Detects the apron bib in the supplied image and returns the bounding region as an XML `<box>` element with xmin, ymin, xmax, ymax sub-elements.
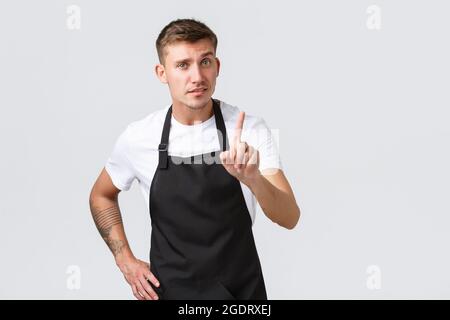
<box><xmin>149</xmin><ymin>98</ymin><xmax>267</xmax><ymax>300</ymax></box>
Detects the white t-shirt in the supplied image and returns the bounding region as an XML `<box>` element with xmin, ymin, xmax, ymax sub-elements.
<box><xmin>105</xmin><ymin>99</ymin><xmax>282</xmax><ymax>225</ymax></box>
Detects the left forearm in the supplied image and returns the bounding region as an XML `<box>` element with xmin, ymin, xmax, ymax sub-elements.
<box><xmin>246</xmin><ymin>173</ymin><xmax>300</xmax><ymax>229</ymax></box>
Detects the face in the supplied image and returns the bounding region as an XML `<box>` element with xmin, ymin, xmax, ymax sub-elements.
<box><xmin>155</xmin><ymin>39</ymin><xmax>221</xmax><ymax>110</ymax></box>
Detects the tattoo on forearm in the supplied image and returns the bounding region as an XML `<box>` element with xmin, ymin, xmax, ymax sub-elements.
<box><xmin>108</xmin><ymin>239</ymin><xmax>127</xmax><ymax>256</ymax></box>
<box><xmin>90</xmin><ymin>203</ymin><xmax>128</xmax><ymax>256</ymax></box>
<box><xmin>91</xmin><ymin>205</ymin><xmax>123</xmax><ymax>238</ymax></box>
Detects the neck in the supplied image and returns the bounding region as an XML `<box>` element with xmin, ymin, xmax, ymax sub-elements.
<box><xmin>171</xmin><ymin>99</ymin><xmax>214</xmax><ymax>125</ymax></box>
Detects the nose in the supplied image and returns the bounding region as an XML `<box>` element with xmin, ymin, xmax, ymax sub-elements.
<box><xmin>190</xmin><ymin>63</ymin><xmax>204</xmax><ymax>83</ymax></box>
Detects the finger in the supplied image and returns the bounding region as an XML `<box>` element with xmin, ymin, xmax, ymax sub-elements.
<box><xmin>221</xmin><ymin>152</ymin><xmax>235</xmax><ymax>172</ymax></box>
<box><xmin>132</xmin><ymin>284</ymin><xmax>144</xmax><ymax>300</ymax></box>
<box><xmin>233</xmin><ymin>111</ymin><xmax>245</xmax><ymax>145</ymax></box>
<box><xmin>226</xmin><ymin>149</ymin><xmax>234</xmax><ymax>165</ymax></box>
<box><xmin>146</xmin><ymin>262</ymin><xmax>160</xmax><ymax>289</ymax></box>
<box><xmin>136</xmin><ymin>281</ymin><xmax>153</xmax><ymax>300</ymax></box>
<box><xmin>248</xmin><ymin>148</ymin><xmax>259</xmax><ymax>166</ymax></box>
<box><xmin>139</xmin><ymin>276</ymin><xmax>159</xmax><ymax>300</ymax></box>
<box><xmin>144</xmin><ymin>271</ymin><xmax>160</xmax><ymax>289</ymax></box>
<box><xmin>247</xmin><ymin>146</ymin><xmax>257</xmax><ymax>165</ymax></box>
<box><xmin>235</xmin><ymin>142</ymin><xmax>247</xmax><ymax>168</ymax></box>
<box><xmin>220</xmin><ymin>151</ymin><xmax>229</xmax><ymax>165</ymax></box>
<box><xmin>237</xmin><ymin>153</ymin><xmax>249</xmax><ymax>174</ymax></box>
<box><xmin>243</xmin><ymin>151</ymin><xmax>249</xmax><ymax>167</ymax></box>
<box><xmin>229</xmin><ymin>142</ymin><xmax>237</xmax><ymax>162</ymax></box>
<box><xmin>243</xmin><ymin>145</ymin><xmax>252</xmax><ymax>166</ymax></box>
<box><xmin>219</xmin><ymin>151</ymin><xmax>226</xmax><ymax>163</ymax></box>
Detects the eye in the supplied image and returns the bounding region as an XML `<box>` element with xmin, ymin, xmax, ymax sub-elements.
<box><xmin>177</xmin><ymin>62</ymin><xmax>187</xmax><ymax>69</ymax></box>
<box><xmin>201</xmin><ymin>58</ymin><xmax>211</xmax><ymax>66</ymax></box>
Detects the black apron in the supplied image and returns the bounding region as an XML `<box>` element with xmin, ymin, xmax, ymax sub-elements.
<box><xmin>149</xmin><ymin>98</ymin><xmax>267</xmax><ymax>300</ymax></box>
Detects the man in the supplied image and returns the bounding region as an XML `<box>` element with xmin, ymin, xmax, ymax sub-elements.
<box><xmin>89</xmin><ymin>18</ymin><xmax>300</xmax><ymax>300</ymax></box>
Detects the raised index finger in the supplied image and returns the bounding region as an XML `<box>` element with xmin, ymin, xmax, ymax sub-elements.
<box><xmin>234</xmin><ymin>111</ymin><xmax>245</xmax><ymax>144</ymax></box>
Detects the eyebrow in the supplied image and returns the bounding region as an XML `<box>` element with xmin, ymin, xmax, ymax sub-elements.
<box><xmin>174</xmin><ymin>51</ymin><xmax>214</xmax><ymax>64</ymax></box>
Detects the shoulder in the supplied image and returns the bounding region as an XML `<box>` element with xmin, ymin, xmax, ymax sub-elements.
<box><xmin>219</xmin><ymin>100</ymin><xmax>267</xmax><ymax>131</ymax></box>
<box><xmin>122</xmin><ymin>104</ymin><xmax>170</xmax><ymax>148</ymax></box>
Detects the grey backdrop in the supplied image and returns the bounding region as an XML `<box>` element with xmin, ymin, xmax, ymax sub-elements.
<box><xmin>1</xmin><ymin>0</ymin><xmax>449</xmax><ymax>299</ymax></box>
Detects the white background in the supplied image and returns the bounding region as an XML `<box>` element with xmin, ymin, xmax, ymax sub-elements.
<box><xmin>1</xmin><ymin>0</ymin><xmax>449</xmax><ymax>299</ymax></box>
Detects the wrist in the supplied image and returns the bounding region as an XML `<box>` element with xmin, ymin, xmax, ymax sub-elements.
<box><xmin>114</xmin><ymin>248</ymin><xmax>135</xmax><ymax>268</ymax></box>
<box><xmin>244</xmin><ymin>170</ymin><xmax>263</xmax><ymax>191</ymax></box>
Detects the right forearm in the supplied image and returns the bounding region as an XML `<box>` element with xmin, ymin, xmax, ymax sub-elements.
<box><xmin>89</xmin><ymin>196</ymin><xmax>134</xmax><ymax>262</ymax></box>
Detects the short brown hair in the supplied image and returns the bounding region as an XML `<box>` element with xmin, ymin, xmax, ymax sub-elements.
<box><xmin>156</xmin><ymin>18</ymin><xmax>218</xmax><ymax>65</ymax></box>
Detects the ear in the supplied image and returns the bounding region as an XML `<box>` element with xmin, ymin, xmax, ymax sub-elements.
<box><xmin>215</xmin><ymin>57</ymin><xmax>221</xmax><ymax>77</ymax></box>
<box><xmin>155</xmin><ymin>63</ymin><xmax>168</xmax><ymax>84</ymax></box>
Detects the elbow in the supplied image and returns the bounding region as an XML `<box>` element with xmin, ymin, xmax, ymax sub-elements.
<box><xmin>89</xmin><ymin>189</ymin><xmax>97</xmax><ymax>214</ymax></box>
<box><xmin>88</xmin><ymin>186</ymin><xmax>104</xmax><ymax>212</ymax></box>
<box><xmin>89</xmin><ymin>187</ymin><xmax>98</xmax><ymax>207</ymax></box>
<box><xmin>283</xmin><ymin>206</ymin><xmax>301</xmax><ymax>230</ymax></box>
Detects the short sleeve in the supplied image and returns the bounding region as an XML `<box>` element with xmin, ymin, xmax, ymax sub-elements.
<box><xmin>247</xmin><ymin>117</ymin><xmax>282</xmax><ymax>175</ymax></box>
<box><xmin>104</xmin><ymin>126</ymin><xmax>136</xmax><ymax>191</ymax></box>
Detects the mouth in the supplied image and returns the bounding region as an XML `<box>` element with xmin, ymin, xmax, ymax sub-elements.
<box><xmin>188</xmin><ymin>87</ymin><xmax>208</xmax><ymax>96</ymax></box>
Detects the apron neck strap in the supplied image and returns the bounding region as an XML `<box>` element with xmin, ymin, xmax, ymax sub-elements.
<box><xmin>212</xmin><ymin>99</ymin><xmax>229</xmax><ymax>153</ymax></box>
